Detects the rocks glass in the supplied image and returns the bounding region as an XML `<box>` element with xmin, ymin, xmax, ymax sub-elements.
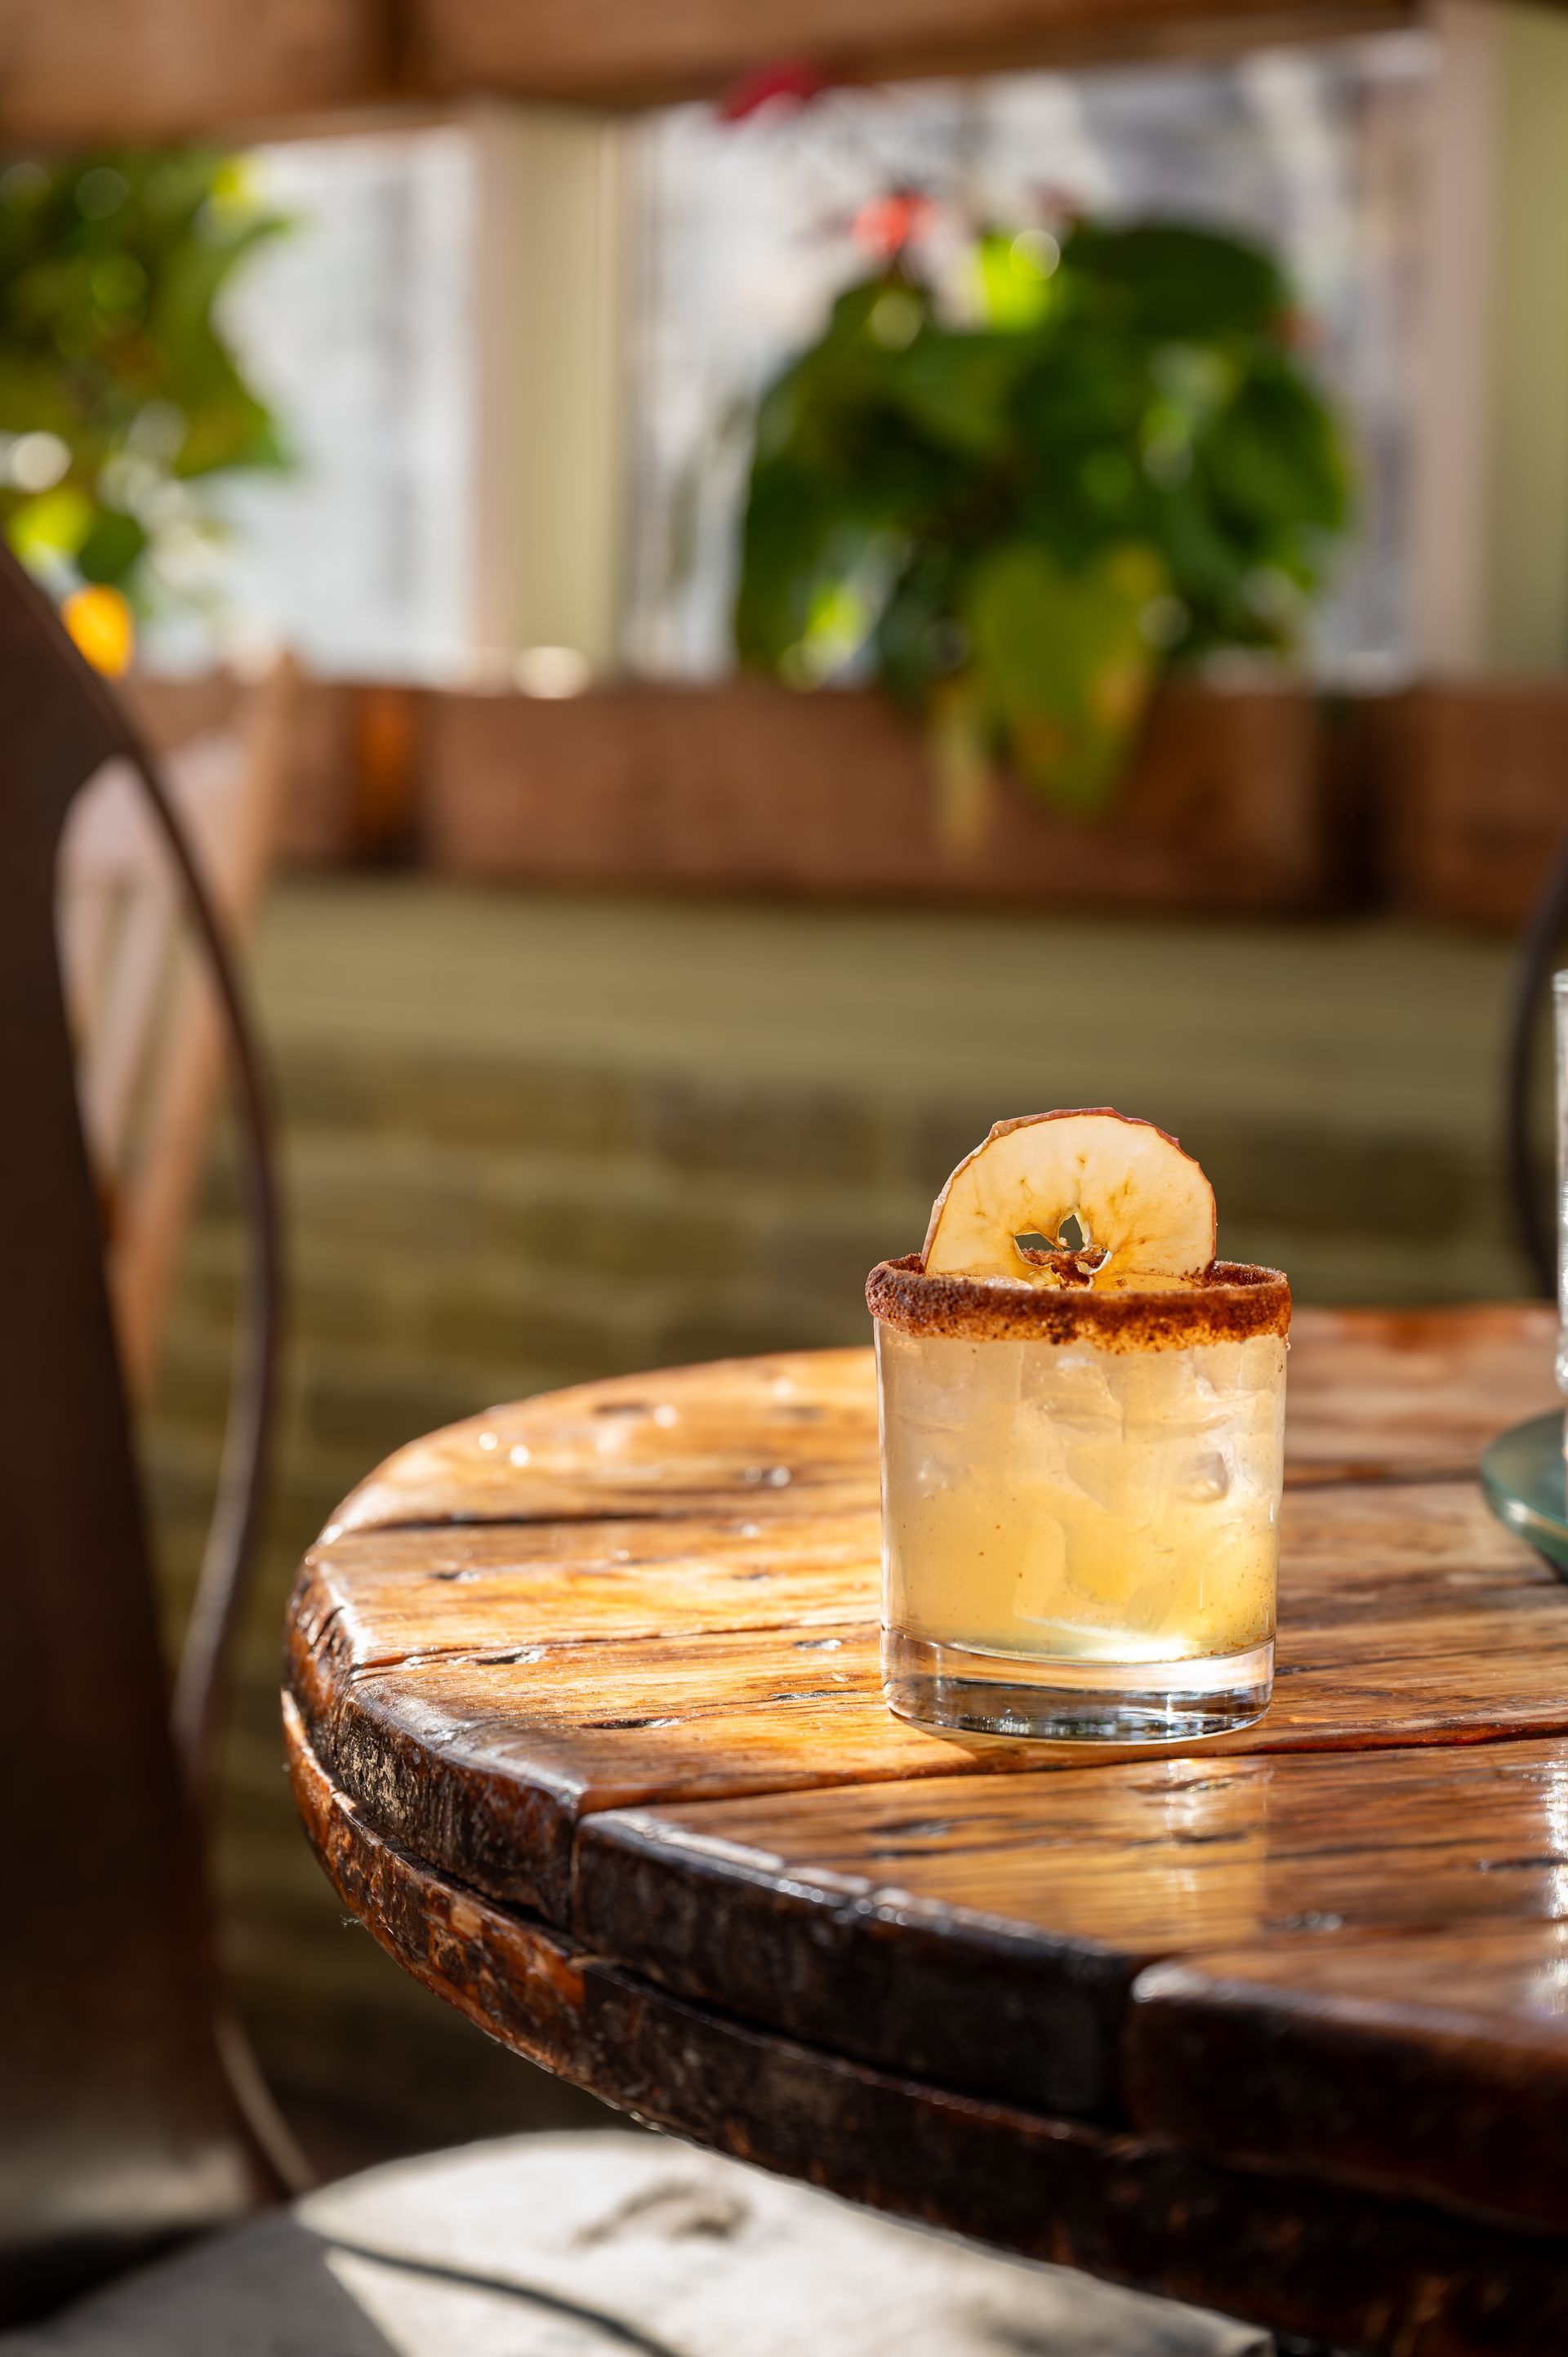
<box><xmin>867</xmin><ymin>1255</ymin><xmax>1290</xmax><ymax>1742</ymax></box>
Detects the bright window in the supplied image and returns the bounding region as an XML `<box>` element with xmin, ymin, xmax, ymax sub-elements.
<box><xmin>624</xmin><ymin>38</ymin><xmax>1432</xmax><ymax>682</ymax></box>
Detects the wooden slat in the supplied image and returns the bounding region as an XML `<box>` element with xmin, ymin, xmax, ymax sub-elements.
<box><xmin>1127</xmin><ymin>1919</ymin><xmax>1568</xmax><ymax>2236</ymax></box>
<box><xmin>59</xmin><ymin>697</ymin><xmax>290</xmax><ymax>1397</ymax></box>
<box><xmin>0</xmin><ymin>0</ymin><xmax>1420</xmax><ymax>143</ymax></box>
<box><xmin>0</xmin><ymin>0</ymin><xmax>384</xmax><ymax>145</ymax></box>
<box><xmin>409</xmin><ymin>0</ymin><xmax>1414</xmax><ymax>108</ymax></box>
<box><xmin>290</xmin><ymin>1474</ymin><xmax>1568</xmax><ymax>1927</ymax></box>
<box><xmin>1281</xmin><ymin>1302</ymin><xmax>1557</xmax><ymax>1482</ymax></box>
<box><xmin>106</xmin><ymin>675</ymin><xmax>293</xmax><ymax>1395</ymax></box>
<box><xmin>75</xmin><ymin>868</ymin><xmax>176</xmax><ymax>1177</ymax></box>
<box><xmin>326</xmin><ymin>1310</ymin><xmax>1560</xmax><ymax>1540</ymax></box>
<box><xmin>295</xmin><ymin>1510</ymin><xmax>883</xmax><ymax>1671</ymax></box>
<box><xmin>574</xmin><ymin>1731</ymin><xmax>1568</xmax><ymax>2116</ymax></box>
<box><xmin>286</xmin><ymin>1691</ymin><xmax>1568</xmax><ymax>2357</ymax></box>
<box><xmin>330</xmin><ymin>1348</ymin><xmax>882</xmax><ymax>1534</ymax></box>
<box><xmin>289</xmin><ymin>1616</ymin><xmax>926</xmax><ymax>1921</ymax></box>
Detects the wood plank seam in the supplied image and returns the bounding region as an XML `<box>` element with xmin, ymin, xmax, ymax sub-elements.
<box><xmin>1123</xmin><ymin>1925</ymin><xmax>1568</xmax><ymax>2239</ymax></box>
<box><xmin>559</xmin><ymin>1732</ymin><xmax>1568</xmax><ymax>2130</ymax></box>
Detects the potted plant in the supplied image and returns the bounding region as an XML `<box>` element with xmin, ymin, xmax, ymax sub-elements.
<box><xmin>422</xmin><ymin>204</ymin><xmax>1365</xmax><ymax>911</ymax></box>
<box><xmin>734</xmin><ymin>212</ymin><xmax>1352</xmax><ymax>844</ymax></box>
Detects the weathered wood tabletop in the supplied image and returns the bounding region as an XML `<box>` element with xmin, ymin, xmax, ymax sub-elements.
<box><xmin>285</xmin><ymin>1303</ymin><xmax>1568</xmax><ymax>2357</ymax></box>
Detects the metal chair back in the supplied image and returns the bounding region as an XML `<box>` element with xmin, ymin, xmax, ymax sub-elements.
<box><xmin>1504</xmin><ymin>832</ymin><xmax>1568</xmax><ymax>1301</ymax></box>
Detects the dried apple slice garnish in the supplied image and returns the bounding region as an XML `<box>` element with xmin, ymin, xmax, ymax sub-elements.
<box><xmin>921</xmin><ymin>1107</ymin><xmax>1216</xmax><ymax>1289</ymax></box>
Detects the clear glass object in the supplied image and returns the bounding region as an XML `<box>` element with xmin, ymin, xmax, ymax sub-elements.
<box><xmin>1481</xmin><ymin>1410</ymin><xmax>1568</xmax><ymax>1579</ymax></box>
<box><xmin>871</xmin><ymin>1262</ymin><xmax>1289</xmax><ymax>1742</ymax></box>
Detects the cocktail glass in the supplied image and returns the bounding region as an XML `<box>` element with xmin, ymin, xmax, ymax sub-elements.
<box><xmin>868</xmin><ymin>1255</ymin><xmax>1289</xmax><ymax>1742</ymax></box>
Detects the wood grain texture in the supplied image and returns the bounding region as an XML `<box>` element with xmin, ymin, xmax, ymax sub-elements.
<box><xmin>575</xmin><ymin>1733</ymin><xmax>1568</xmax><ymax>2116</ymax></box>
<box><xmin>296</xmin><ymin>1510</ymin><xmax>882</xmax><ymax>1667</ymax></box>
<box><xmin>299</xmin><ymin>1462</ymin><xmax>1540</xmax><ymax>1682</ymax></box>
<box><xmin>286</xmin><ymin>1693</ymin><xmax>1568</xmax><ymax>2357</ymax></box>
<box><xmin>329</xmin><ymin>1349</ymin><xmax>880</xmax><ymax>1535</ymax></box>
<box><xmin>1127</xmin><ymin>1920</ymin><xmax>1568</xmax><ymax>2237</ymax></box>
<box><xmin>289</xmin><ymin>1463</ymin><xmax>1568</xmax><ymax>1927</ymax></box>
<box><xmin>1281</xmin><ymin>1303</ymin><xmax>1557</xmax><ymax>1481</ymax></box>
<box><xmin>300</xmin><ymin>1464</ymin><xmax>1546</xmax><ymax>1673</ymax></box>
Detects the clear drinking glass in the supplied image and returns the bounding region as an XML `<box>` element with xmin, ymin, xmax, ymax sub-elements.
<box><xmin>869</xmin><ymin>1256</ymin><xmax>1290</xmax><ymax>1741</ymax></box>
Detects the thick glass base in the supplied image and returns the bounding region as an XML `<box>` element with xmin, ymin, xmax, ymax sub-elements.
<box><xmin>883</xmin><ymin>1629</ymin><xmax>1274</xmax><ymax>1743</ymax></box>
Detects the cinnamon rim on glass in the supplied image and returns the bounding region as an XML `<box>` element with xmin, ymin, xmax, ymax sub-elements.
<box><xmin>866</xmin><ymin>1253</ymin><xmax>1291</xmax><ymax>1347</ymax></box>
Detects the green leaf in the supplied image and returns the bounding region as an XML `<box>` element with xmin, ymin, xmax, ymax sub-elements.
<box><xmin>1061</xmin><ymin>222</ymin><xmax>1289</xmax><ymax>339</ymax></box>
<box><xmin>963</xmin><ymin>539</ymin><xmax>1165</xmax><ymax>813</ymax></box>
<box><xmin>734</xmin><ymin>463</ymin><xmax>842</xmax><ymax>665</ymax></box>
<box><xmin>8</xmin><ymin>483</ymin><xmax>93</xmax><ymax>560</ymax></box>
<box><xmin>0</xmin><ymin>141</ymin><xmax>291</xmax><ymax>608</ymax></box>
<box><xmin>1204</xmin><ymin>359</ymin><xmax>1350</xmax><ymax>537</ymax></box>
<box><xmin>76</xmin><ymin>506</ymin><xmax>147</xmax><ymax>585</ymax></box>
<box><xmin>973</xmin><ymin>229</ymin><xmax>1057</xmax><ymax>331</ymax></box>
<box><xmin>883</xmin><ymin>328</ymin><xmax>1031</xmax><ymax>459</ymax></box>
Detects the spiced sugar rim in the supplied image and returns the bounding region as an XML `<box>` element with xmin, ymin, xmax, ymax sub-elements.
<box><xmin>866</xmin><ymin>1254</ymin><xmax>1290</xmax><ymax>1348</ymax></box>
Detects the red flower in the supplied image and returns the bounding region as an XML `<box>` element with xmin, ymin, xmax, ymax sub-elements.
<box><xmin>718</xmin><ymin>58</ymin><xmax>827</xmax><ymax>121</ymax></box>
<box><xmin>852</xmin><ymin>188</ymin><xmax>937</xmax><ymax>261</ymax></box>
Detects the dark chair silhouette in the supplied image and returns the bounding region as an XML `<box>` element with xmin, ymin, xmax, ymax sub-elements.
<box><xmin>0</xmin><ymin>541</ymin><xmax>290</xmax><ymax>2324</ymax></box>
<box><xmin>0</xmin><ymin>544</ymin><xmax>1264</xmax><ymax>2357</ymax></box>
<box><xmin>1505</xmin><ymin>831</ymin><xmax>1568</xmax><ymax>1303</ymax></box>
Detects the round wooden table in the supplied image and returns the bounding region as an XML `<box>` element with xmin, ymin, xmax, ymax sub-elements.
<box><xmin>286</xmin><ymin>1305</ymin><xmax>1568</xmax><ymax>2357</ymax></box>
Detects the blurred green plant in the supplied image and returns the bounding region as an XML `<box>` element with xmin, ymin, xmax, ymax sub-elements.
<box><xmin>0</xmin><ymin>147</ymin><xmax>289</xmax><ymax>617</ymax></box>
<box><xmin>734</xmin><ymin>218</ymin><xmax>1352</xmax><ymax>818</ymax></box>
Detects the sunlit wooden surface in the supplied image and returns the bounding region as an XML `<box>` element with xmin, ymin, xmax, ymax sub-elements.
<box><xmin>286</xmin><ymin>1304</ymin><xmax>1568</xmax><ymax>2353</ymax></box>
